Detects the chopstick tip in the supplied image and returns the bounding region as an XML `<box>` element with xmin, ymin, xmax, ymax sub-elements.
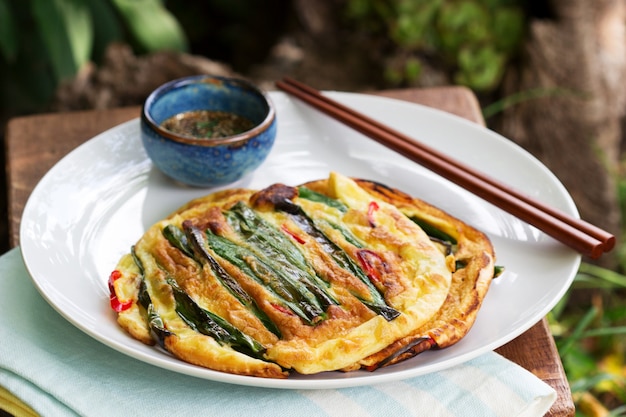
<box><xmin>603</xmin><ymin>235</ymin><xmax>616</xmax><ymax>252</ymax></box>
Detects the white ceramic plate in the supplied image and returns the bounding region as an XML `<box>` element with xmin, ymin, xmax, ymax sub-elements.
<box><xmin>20</xmin><ymin>91</ymin><xmax>580</xmax><ymax>389</ymax></box>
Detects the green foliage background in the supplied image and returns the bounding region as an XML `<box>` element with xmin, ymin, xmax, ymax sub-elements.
<box><xmin>344</xmin><ymin>0</ymin><xmax>526</xmax><ymax>91</ymax></box>
<box><xmin>0</xmin><ymin>0</ymin><xmax>187</xmax><ymax>117</ymax></box>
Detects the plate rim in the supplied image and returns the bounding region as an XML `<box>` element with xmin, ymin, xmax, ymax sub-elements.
<box><xmin>19</xmin><ymin>91</ymin><xmax>581</xmax><ymax>389</ymax></box>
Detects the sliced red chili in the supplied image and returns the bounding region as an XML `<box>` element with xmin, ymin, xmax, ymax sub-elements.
<box><xmin>281</xmin><ymin>224</ymin><xmax>306</xmax><ymax>244</ymax></box>
<box><xmin>108</xmin><ymin>269</ymin><xmax>122</xmax><ymax>284</ymax></box>
<box><xmin>367</xmin><ymin>201</ymin><xmax>379</xmax><ymax>227</ymax></box>
<box><xmin>270</xmin><ymin>302</ymin><xmax>295</xmax><ymax>316</ymax></box>
<box><xmin>110</xmin><ymin>295</ymin><xmax>133</xmax><ymax>312</ymax></box>
<box><xmin>108</xmin><ymin>270</ymin><xmax>132</xmax><ymax>312</ymax></box>
<box><xmin>356</xmin><ymin>249</ymin><xmax>386</xmax><ymax>284</ymax></box>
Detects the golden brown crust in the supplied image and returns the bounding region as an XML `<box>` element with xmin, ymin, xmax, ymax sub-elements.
<box><xmin>348</xmin><ymin>179</ymin><xmax>495</xmax><ymax>370</ymax></box>
<box><xmin>110</xmin><ymin>172</ymin><xmax>495</xmax><ymax>378</ymax></box>
<box><xmin>164</xmin><ymin>333</ymin><xmax>288</xmax><ymax>378</ymax></box>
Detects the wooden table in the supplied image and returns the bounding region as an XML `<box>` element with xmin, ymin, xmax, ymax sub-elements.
<box><xmin>3</xmin><ymin>86</ymin><xmax>575</xmax><ymax>417</ymax></box>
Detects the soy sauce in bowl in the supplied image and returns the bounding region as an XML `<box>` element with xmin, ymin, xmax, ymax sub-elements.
<box><xmin>161</xmin><ymin>110</ymin><xmax>256</xmax><ymax>139</ymax></box>
<box><xmin>140</xmin><ymin>75</ymin><xmax>277</xmax><ymax>188</ymax></box>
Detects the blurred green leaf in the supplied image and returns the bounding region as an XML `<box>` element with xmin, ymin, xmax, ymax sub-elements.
<box><xmin>31</xmin><ymin>0</ymin><xmax>93</xmax><ymax>81</ymax></box>
<box><xmin>493</xmin><ymin>7</ymin><xmax>525</xmax><ymax>52</ymax></box>
<box><xmin>383</xmin><ymin>66</ymin><xmax>404</xmax><ymax>85</ymax></box>
<box><xmin>85</xmin><ymin>0</ymin><xmax>124</xmax><ymax>62</ymax></box>
<box><xmin>577</xmin><ymin>263</ymin><xmax>626</xmax><ymax>288</ymax></box>
<box><xmin>455</xmin><ymin>46</ymin><xmax>504</xmax><ymax>91</ymax></box>
<box><xmin>482</xmin><ymin>86</ymin><xmax>579</xmax><ymax>119</ymax></box>
<box><xmin>1</xmin><ymin>0</ymin><xmax>189</xmax><ymax>118</ymax></box>
<box><xmin>404</xmin><ymin>57</ymin><xmax>422</xmax><ymax>82</ymax></box>
<box><xmin>392</xmin><ymin>0</ymin><xmax>441</xmax><ymax>48</ymax></box>
<box><xmin>437</xmin><ymin>1</ymin><xmax>490</xmax><ymax>54</ymax></box>
<box><xmin>111</xmin><ymin>0</ymin><xmax>188</xmax><ymax>53</ymax></box>
<box><xmin>344</xmin><ymin>0</ymin><xmax>528</xmax><ymax>93</ymax></box>
<box><xmin>583</xmin><ymin>326</ymin><xmax>626</xmax><ymax>338</ymax></box>
<box><xmin>561</xmin><ymin>348</ymin><xmax>599</xmax><ymax>382</ymax></box>
<box><xmin>346</xmin><ymin>0</ymin><xmax>384</xmax><ymax>19</ymax></box>
<box><xmin>570</xmin><ymin>372</ymin><xmax>622</xmax><ymax>393</ymax></box>
<box><xmin>557</xmin><ymin>305</ymin><xmax>598</xmax><ymax>356</ymax></box>
<box><xmin>0</xmin><ymin>0</ymin><xmax>17</xmax><ymax>62</ymax></box>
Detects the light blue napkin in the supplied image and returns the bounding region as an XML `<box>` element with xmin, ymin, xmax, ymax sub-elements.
<box><xmin>0</xmin><ymin>247</ymin><xmax>556</xmax><ymax>417</ymax></box>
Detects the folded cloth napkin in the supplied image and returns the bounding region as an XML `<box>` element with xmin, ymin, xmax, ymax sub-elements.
<box><xmin>0</xmin><ymin>247</ymin><xmax>556</xmax><ymax>417</ymax></box>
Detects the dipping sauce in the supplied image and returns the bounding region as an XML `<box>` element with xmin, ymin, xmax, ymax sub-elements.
<box><xmin>161</xmin><ymin>110</ymin><xmax>255</xmax><ymax>139</ymax></box>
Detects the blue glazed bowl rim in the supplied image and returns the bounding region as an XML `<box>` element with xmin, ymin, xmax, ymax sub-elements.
<box><xmin>141</xmin><ymin>75</ymin><xmax>276</xmax><ymax>147</ymax></box>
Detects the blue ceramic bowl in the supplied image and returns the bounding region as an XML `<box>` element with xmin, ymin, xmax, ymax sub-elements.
<box><xmin>141</xmin><ymin>75</ymin><xmax>277</xmax><ymax>187</ymax></box>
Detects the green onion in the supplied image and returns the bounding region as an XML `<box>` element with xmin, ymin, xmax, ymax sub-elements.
<box><xmin>225</xmin><ymin>202</ymin><xmax>337</xmax><ymax>310</ymax></box>
<box><xmin>494</xmin><ymin>265</ymin><xmax>505</xmax><ymax>278</ymax></box>
<box><xmin>162</xmin><ymin>224</ymin><xmax>194</xmax><ymax>258</ymax></box>
<box><xmin>298</xmin><ymin>186</ymin><xmax>348</xmax><ymax>213</ymax></box>
<box><xmin>324</xmin><ymin>220</ymin><xmax>365</xmax><ymax>248</ymax></box>
<box><xmin>164</xmin><ymin>223</ymin><xmax>281</xmax><ymax>338</ymax></box>
<box><xmin>275</xmin><ymin>199</ymin><xmax>400</xmax><ymax>321</ymax></box>
<box><xmin>132</xmin><ymin>246</ymin><xmax>173</xmax><ymax>347</ymax></box>
<box><xmin>205</xmin><ymin>229</ymin><xmax>326</xmax><ymax>325</ymax></box>
<box><xmin>166</xmin><ymin>278</ymin><xmax>266</xmax><ymax>359</ymax></box>
<box><xmin>409</xmin><ymin>216</ymin><xmax>457</xmax><ymax>245</ymax></box>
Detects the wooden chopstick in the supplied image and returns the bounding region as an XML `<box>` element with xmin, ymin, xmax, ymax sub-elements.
<box><xmin>275</xmin><ymin>77</ymin><xmax>615</xmax><ymax>259</ymax></box>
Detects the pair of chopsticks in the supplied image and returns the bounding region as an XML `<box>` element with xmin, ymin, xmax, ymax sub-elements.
<box><xmin>275</xmin><ymin>77</ymin><xmax>615</xmax><ymax>259</ymax></box>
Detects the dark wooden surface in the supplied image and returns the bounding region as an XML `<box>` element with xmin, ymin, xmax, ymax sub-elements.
<box><xmin>3</xmin><ymin>86</ymin><xmax>575</xmax><ymax>417</ymax></box>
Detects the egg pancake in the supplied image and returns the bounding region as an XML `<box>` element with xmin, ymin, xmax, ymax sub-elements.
<box><xmin>108</xmin><ymin>172</ymin><xmax>496</xmax><ymax>378</ymax></box>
